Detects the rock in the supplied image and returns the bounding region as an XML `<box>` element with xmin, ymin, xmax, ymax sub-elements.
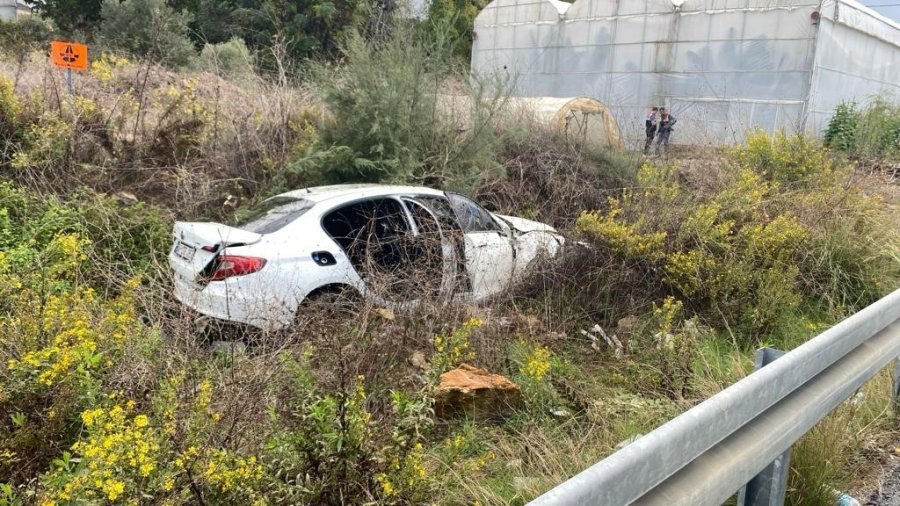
<box><xmin>373</xmin><ymin>307</ymin><xmax>395</xmax><ymax>321</ymax></box>
<box><xmin>550</xmin><ymin>408</ymin><xmax>571</xmax><ymax>418</ymax></box>
<box><xmin>615</xmin><ymin>315</ymin><xmax>640</xmax><ymax>337</ymax></box>
<box><xmin>434</xmin><ymin>364</ymin><xmax>521</xmax><ymax>419</ymax></box>
<box><xmin>409</xmin><ymin>351</ymin><xmax>429</xmax><ymax>371</ymax></box>
<box><xmin>113</xmin><ymin>191</ymin><xmax>139</xmax><ymax>206</ymax></box>
<box><xmin>222</xmin><ymin>194</ymin><xmax>239</xmax><ymax>210</ymax></box>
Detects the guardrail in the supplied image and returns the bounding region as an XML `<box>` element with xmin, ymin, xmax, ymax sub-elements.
<box><xmin>528</xmin><ymin>288</ymin><xmax>900</xmax><ymax>506</ymax></box>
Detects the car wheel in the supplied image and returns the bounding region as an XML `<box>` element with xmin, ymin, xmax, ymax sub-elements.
<box><xmin>293</xmin><ymin>285</ymin><xmax>361</xmax><ymax>329</ymax></box>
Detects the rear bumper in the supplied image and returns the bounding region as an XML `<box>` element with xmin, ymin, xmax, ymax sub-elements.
<box><xmin>171</xmin><ymin>273</ymin><xmax>295</xmax><ymax>330</ymax></box>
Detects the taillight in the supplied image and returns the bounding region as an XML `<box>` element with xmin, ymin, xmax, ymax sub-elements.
<box><xmin>208</xmin><ymin>255</ymin><xmax>267</xmax><ymax>281</ymax></box>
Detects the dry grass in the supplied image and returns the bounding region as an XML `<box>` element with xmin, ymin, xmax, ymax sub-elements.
<box><xmin>2</xmin><ymin>51</ymin><xmax>317</xmax><ymax>217</ymax></box>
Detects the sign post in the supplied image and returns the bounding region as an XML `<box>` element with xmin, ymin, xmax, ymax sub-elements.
<box><xmin>49</xmin><ymin>41</ymin><xmax>88</xmax><ymax>94</ymax></box>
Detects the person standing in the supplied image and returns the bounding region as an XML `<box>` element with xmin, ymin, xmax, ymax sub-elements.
<box><xmin>644</xmin><ymin>107</ymin><xmax>659</xmax><ymax>154</ymax></box>
<box><xmin>655</xmin><ymin>108</ymin><xmax>677</xmax><ymax>155</ymax></box>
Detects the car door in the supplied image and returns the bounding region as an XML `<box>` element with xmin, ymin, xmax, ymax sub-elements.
<box><xmin>321</xmin><ymin>197</ymin><xmax>417</xmax><ymax>298</ymax></box>
<box><xmin>406</xmin><ymin>195</ymin><xmax>470</xmax><ymax>295</ymax></box>
<box><xmin>402</xmin><ymin>198</ymin><xmax>457</xmax><ymax>299</ymax></box>
<box><xmin>446</xmin><ymin>192</ymin><xmax>515</xmax><ymax>299</ymax></box>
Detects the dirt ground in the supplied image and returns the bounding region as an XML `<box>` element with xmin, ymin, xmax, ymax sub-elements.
<box><xmin>862</xmin><ymin>446</ymin><xmax>900</xmax><ymax>506</ymax></box>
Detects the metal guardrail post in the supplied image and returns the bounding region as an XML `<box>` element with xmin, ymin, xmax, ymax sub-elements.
<box><xmin>737</xmin><ymin>348</ymin><xmax>789</xmax><ymax>506</ymax></box>
<box><xmin>893</xmin><ymin>358</ymin><xmax>900</xmax><ymax>412</ymax></box>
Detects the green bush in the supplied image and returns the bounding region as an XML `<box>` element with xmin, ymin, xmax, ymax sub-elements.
<box><xmin>98</xmin><ymin>0</ymin><xmax>196</xmax><ymax>68</ymax></box>
<box><xmin>0</xmin><ymin>77</ymin><xmax>23</xmax><ymax>169</ymax></box>
<box><xmin>200</xmin><ymin>37</ymin><xmax>255</xmax><ymax>80</ymax></box>
<box><xmin>823</xmin><ymin>102</ymin><xmax>858</xmax><ymax>153</ymax></box>
<box><xmin>824</xmin><ymin>96</ymin><xmax>900</xmax><ymax>161</ymax></box>
<box><xmin>426</xmin><ymin>0</ymin><xmax>490</xmax><ymax>62</ymax></box>
<box><xmin>0</xmin><ymin>182</ymin><xmax>171</xmax><ymax>285</ymax></box>
<box><xmin>0</xmin><ymin>17</ymin><xmax>53</xmax><ymax>61</ymax></box>
<box><xmin>283</xmin><ymin>21</ymin><xmax>507</xmax><ymax>192</ymax></box>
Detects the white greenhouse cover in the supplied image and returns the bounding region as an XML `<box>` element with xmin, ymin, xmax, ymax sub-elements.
<box><xmin>472</xmin><ymin>0</ymin><xmax>900</xmax><ymax>146</ymax></box>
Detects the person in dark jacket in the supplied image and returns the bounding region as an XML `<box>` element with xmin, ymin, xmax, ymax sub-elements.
<box><xmin>655</xmin><ymin>108</ymin><xmax>677</xmax><ymax>155</ymax></box>
<box><xmin>644</xmin><ymin>107</ymin><xmax>659</xmax><ymax>154</ymax></box>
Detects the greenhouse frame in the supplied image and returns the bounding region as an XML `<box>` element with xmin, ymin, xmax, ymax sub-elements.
<box><xmin>471</xmin><ymin>0</ymin><xmax>900</xmax><ymax>146</ymax></box>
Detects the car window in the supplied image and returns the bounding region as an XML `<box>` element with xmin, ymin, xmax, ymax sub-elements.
<box><xmin>446</xmin><ymin>193</ymin><xmax>499</xmax><ymax>233</ymax></box>
<box><xmin>321</xmin><ymin>198</ymin><xmax>412</xmax><ymax>270</ymax></box>
<box><xmin>411</xmin><ymin>196</ymin><xmax>462</xmax><ymax>233</ymax></box>
<box><xmin>235</xmin><ymin>197</ymin><xmax>313</xmax><ymax>234</ymax></box>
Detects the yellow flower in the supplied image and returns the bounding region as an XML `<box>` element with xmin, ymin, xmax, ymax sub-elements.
<box><xmin>133</xmin><ymin>415</ymin><xmax>149</xmax><ymax>428</ymax></box>
<box><xmin>139</xmin><ymin>461</ymin><xmax>154</xmax><ymax>477</ymax></box>
<box><xmin>104</xmin><ymin>479</ymin><xmax>124</xmax><ymax>501</ymax></box>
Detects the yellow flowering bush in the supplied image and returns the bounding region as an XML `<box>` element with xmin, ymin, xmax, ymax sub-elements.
<box><xmin>731</xmin><ymin>129</ymin><xmax>835</xmax><ymax>186</ymax></box>
<box><xmin>573</xmin><ymin>133</ymin><xmax>878</xmax><ymax>340</ymax></box>
<box><xmin>510</xmin><ymin>340</ymin><xmax>570</xmax><ymax>413</ymax></box>
<box><xmin>37</xmin><ymin>394</ymin><xmax>267</xmax><ymax>505</ymax></box>
<box><xmin>90</xmin><ymin>52</ymin><xmax>132</xmax><ymax>85</ymax></box>
<box><xmin>41</xmin><ymin>403</ymin><xmax>163</xmax><ymax>503</ymax></box>
<box><xmin>429</xmin><ymin>318</ymin><xmax>482</xmax><ymax>379</ymax></box>
<box><xmin>522</xmin><ymin>345</ymin><xmax>552</xmax><ymax>381</ymax></box>
<box><xmin>375</xmin><ymin>442</ymin><xmax>427</xmax><ymax>498</ymax></box>
<box><xmin>0</xmin><ymin>182</ymin><xmax>170</xmax><ymax>488</ymax></box>
<box><xmin>575</xmin><ymin>200</ymin><xmax>667</xmax><ymax>261</ymax></box>
<box><xmin>10</xmin><ymin>112</ymin><xmax>72</xmax><ymax>170</ymax></box>
<box><xmin>0</xmin><ymin>76</ymin><xmax>21</xmax><ymax>145</ymax></box>
<box><xmin>638</xmin><ymin>297</ymin><xmax>703</xmax><ymax>399</ymax></box>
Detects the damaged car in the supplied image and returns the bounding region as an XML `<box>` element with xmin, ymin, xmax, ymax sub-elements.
<box><xmin>169</xmin><ymin>184</ymin><xmax>564</xmax><ymax>329</ymax></box>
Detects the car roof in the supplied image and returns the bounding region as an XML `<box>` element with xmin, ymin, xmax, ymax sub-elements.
<box><xmin>276</xmin><ymin>184</ymin><xmax>446</xmax><ymax>206</ymax></box>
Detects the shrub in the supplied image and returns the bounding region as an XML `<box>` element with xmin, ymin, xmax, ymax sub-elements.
<box><xmin>824</xmin><ymin>96</ymin><xmax>900</xmax><ymax>161</ymax></box>
<box><xmin>823</xmin><ymin>102</ymin><xmax>858</xmax><ymax>153</ymax></box>
<box><xmin>854</xmin><ymin>95</ymin><xmax>900</xmax><ymax>161</ymax></box>
<box><xmin>474</xmin><ymin>127</ymin><xmax>639</xmax><ymax>228</ymax></box>
<box><xmin>0</xmin><ymin>76</ymin><xmax>23</xmax><ymax>168</ymax></box>
<box><xmin>0</xmin><ymin>182</ymin><xmax>171</xmax><ymax>284</ymax></box>
<box><xmin>200</xmin><ymin>37</ymin><xmax>255</xmax><ymax>81</ymax></box>
<box><xmin>285</xmin><ymin>22</ymin><xmax>507</xmax><ymax>192</ymax></box>
<box><xmin>0</xmin><ymin>221</ymin><xmax>151</xmax><ymax>483</ymax></box>
<box><xmin>0</xmin><ymin>17</ymin><xmax>52</xmax><ymax>62</ymax></box>
<box><xmin>574</xmin><ymin>132</ymin><xmax>895</xmax><ymax>343</ymax></box>
<box><xmin>426</xmin><ymin>0</ymin><xmax>489</xmax><ymax>62</ymax></box>
<box><xmin>98</xmin><ymin>0</ymin><xmax>196</xmax><ymax>68</ymax></box>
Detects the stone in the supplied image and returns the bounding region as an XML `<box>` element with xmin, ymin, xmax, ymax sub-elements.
<box><xmin>550</xmin><ymin>408</ymin><xmax>571</xmax><ymax>418</ymax></box>
<box><xmin>113</xmin><ymin>191</ymin><xmax>138</xmax><ymax>206</ymax></box>
<box><xmin>409</xmin><ymin>351</ymin><xmax>429</xmax><ymax>371</ymax></box>
<box><xmin>615</xmin><ymin>315</ymin><xmax>640</xmax><ymax>337</ymax></box>
<box><xmin>374</xmin><ymin>307</ymin><xmax>395</xmax><ymax>321</ymax></box>
<box><xmin>434</xmin><ymin>363</ymin><xmax>521</xmax><ymax>419</ymax></box>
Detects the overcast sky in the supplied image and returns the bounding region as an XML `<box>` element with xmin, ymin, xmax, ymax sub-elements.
<box><xmin>859</xmin><ymin>0</ymin><xmax>900</xmax><ymax>21</ymax></box>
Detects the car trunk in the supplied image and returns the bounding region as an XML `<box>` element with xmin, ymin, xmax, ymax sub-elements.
<box><xmin>170</xmin><ymin>222</ymin><xmax>262</xmax><ymax>285</ymax></box>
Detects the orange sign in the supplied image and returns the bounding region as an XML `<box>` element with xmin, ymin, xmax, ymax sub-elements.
<box><xmin>50</xmin><ymin>41</ymin><xmax>88</xmax><ymax>70</ymax></box>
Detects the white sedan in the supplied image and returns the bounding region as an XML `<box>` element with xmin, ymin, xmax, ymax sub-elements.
<box><xmin>169</xmin><ymin>184</ymin><xmax>564</xmax><ymax>330</ymax></box>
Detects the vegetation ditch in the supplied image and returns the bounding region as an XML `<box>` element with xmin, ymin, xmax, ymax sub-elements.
<box><xmin>1</xmin><ymin>13</ymin><xmax>899</xmax><ymax>506</ymax></box>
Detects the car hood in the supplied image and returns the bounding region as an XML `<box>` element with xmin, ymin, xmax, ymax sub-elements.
<box><xmin>495</xmin><ymin>214</ymin><xmax>557</xmax><ymax>234</ymax></box>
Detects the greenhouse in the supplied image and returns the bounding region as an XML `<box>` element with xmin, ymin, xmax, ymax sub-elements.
<box><xmin>471</xmin><ymin>0</ymin><xmax>900</xmax><ymax>146</ymax></box>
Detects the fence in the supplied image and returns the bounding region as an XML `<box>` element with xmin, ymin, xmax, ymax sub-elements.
<box><xmin>528</xmin><ymin>288</ymin><xmax>900</xmax><ymax>506</ymax></box>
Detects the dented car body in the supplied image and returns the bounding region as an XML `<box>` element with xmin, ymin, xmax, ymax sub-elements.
<box><xmin>169</xmin><ymin>184</ymin><xmax>564</xmax><ymax>329</ymax></box>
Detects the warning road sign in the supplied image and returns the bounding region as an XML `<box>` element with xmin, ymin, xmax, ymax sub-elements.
<box><xmin>50</xmin><ymin>41</ymin><xmax>88</xmax><ymax>70</ymax></box>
